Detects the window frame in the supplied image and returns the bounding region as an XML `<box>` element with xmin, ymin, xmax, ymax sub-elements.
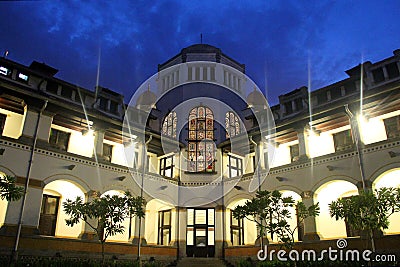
<box><xmin>162</xmin><ymin>111</ymin><xmax>177</xmax><ymax>138</ymax></box>
<box><xmin>333</xmin><ymin>129</ymin><xmax>353</xmax><ymax>152</ymax></box>
<box><xmin>158</xmin><ymin>209</ymin><xmax>172</xmax><ymax>246</ymax></box>
<box><xmin>230</xmin><ymin>210</ymin><xmax>244</xmax><ymax>246</ymax></box>
<box><xmin>159</xmin><ymin>154</ymin><xmax>174</xmax><ymax>178</ymax></box>
<box><xmin>228</xmin><ymin>154</ymin><xmax>243</xmax><ymax>178</ymax></box>
<box><xmin>49</xmin><ymin>128</ymin><xmax>70</xmax><ymax>151</ymax></box>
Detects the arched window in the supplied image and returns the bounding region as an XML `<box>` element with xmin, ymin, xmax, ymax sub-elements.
<box><xmin>225</xmin><ymin>111</ymin><xmax>240</xmax><ymax>138</ymax></box>
<box><xmin>162</xmin><ymin>111</ymin><xmax>177</xmax><ymax>138</ymax></box>
<box><xmin>188</xmin><ymin>106</ymin><xmax>215</xmax><ymax>172</ymax></box>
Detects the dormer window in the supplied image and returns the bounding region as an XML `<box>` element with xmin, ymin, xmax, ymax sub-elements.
<box><xmin>17</xmin><ymin>72</ymin><xmax>28</xmax><ymax>82</ymax></box>
<box><xmin>0</xmin><ymin>66</ymin><xmax>11</xmax><ymax>77</ymax></box>
<box><xmin>386</xmin><ymin>62</ymin><xmax>399</xmax><ymax>79</ymax></box>
<box><xmin>372</xmin><ymin>68</ymin><xmax>385</xmax><ymax>83</ymax></box>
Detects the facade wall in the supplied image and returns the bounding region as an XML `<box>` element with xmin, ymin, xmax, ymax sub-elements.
<box><xmin>0</xmin><ymin>46</ymin><xmax>400</xmax><ymax>261</ymax></box>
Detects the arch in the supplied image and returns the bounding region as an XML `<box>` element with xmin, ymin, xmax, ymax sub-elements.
<box><xmin>41</xmin><ymin>180</ymin><xmax>85</xmax><ymax>238</ymax></box>
<box><xmin>0</xmin><ymin>170</ymin><xmax>16</xmax><ymax>227</ymax></box>
<box><xmin>162</xmin><ymin>111</ymin><xmax>177</xmax><ymax>138</ymax></box>
<box><xmin>372</xmin><ymin>168</ymin><xmax>400</xmax><ymax>235</ymax></box>
<box><xmin>278</xmin><ymin>190</ymin><xmax>302</xmax><ymax>242</ymax></box>
<box><xmin>100</xmin><ymin>190</ymin><xmax>132</xmax><ymax>242</ymax></box>
<box><xmin>42</xmin><ymin>174</ymin><xmax>91</xmax><ymax>193</ymax></box>
<box><xmin>226</xmin><ymin>197</ymin><xmax>257</xmax><ymax>246</ymax></box>
<box><xmin>145</xmin><ymin>199</ymin><xmax>175</xmax><ymax>245</ymax></box>
<box><xmin>311</xmin><ymin>174</ymin><xmax>358</xmax><ymax>193</ymax></box>
<box><xmin>368</xmin><ymin>162</ymin><xmax>400</xmax><ymax>184</ymax></box>
<box><xmin>0</xmin><ymin>165</ymin><xmax>17</xmax><ymax>177</ymax></box>
<box><xmin>274</xmin><ymin>185</ymin><xmax>303</xmax><ymax>196</ymax></box>
<box><xmin>314</xmin><ymin>180</ymin><xmax>358</xmax><ymax>239</ymax></box>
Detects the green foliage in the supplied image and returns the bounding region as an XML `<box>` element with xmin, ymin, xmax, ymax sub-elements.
<box><xmin>232</xmin><ymin>190</ymin><xmax>319</xmax><ymax>249</ymax></box>
<box><xmin>329</xmin><ymin>187</ymin><xmax>400</xmax><ymax>250</ymax></box>
<box><xmin>63</xmin><ymin>191</ymin><xmax>146</xmax><ymax>264</ymax></box>
<box><xmin>0</xmin><ymin>174</ymin><xmax>24</xmax><ymax>201</ymax></box>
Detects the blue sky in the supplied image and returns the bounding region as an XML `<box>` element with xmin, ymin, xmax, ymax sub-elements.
<box><xmin>0</xmin><ymin>0</ymin><xmax>399</xmax><ymax>105</ymax></box>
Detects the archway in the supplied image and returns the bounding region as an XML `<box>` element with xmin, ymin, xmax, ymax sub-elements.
<box><xmin>373</xmin><ymin>168</ymin><xmax>400</xmax><ymax>234</ymax></box>
<box><xmin>100</xmin><ymin>190</ymin><xmax>132</xmax><ymax>242</ymax></box>
<box><xmin>145</xmin><ymin>199</ymin><xmax>175</xmax><ymax>245</ymax></box>
<box><xmin>226</xmin><ymin>198</ymin><xmax>257</xmax><ymax>245</ymax></box>
<box><xmin>41</xmin><ymin>180</ymin><xmax>85</xmax><ymax>237</ymax></box>
<box><xmin>315</xmin><ymin>180</ymin><xmax>358</xmax><ymax>239</ymax></box>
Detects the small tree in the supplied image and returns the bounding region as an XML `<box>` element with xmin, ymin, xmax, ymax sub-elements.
<box><xmin>232</xmin><ymin>190</ymin><xmax>319</xmax><ymax>250</ymax></box>
<box><xmin>329</xmin><ymin>187</ymin><xmax>400</xmax><ymax>252</ymax></box>
<box><xmin>63</xmin><ymin>191</ymin><xmax>146</xmax><ymax>264</ymax></box>
<box><xmin>0</xmin><ymin>174</ymin><xmax>23</xmax><ymax>201</ymax></box>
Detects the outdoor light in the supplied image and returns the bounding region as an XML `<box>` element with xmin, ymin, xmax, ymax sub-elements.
<box><xmin>234</xmin><ymin>185</ymin><xmax>243</xmax><ymax>190</ymax></box>
<box><xmin>67</xmin><ymin>164</ymin><xmax>76</xmax><ymax>170</ymax></box>
<box><xmin>326</xmin><ymin>165</ymin><xmax>335</xmax><ymax>171</ymax></box>
<box><xmin>118</xmin><ymin>176</ymin><xmax>126</xmax><ymax>181</ymax></box>
<box><xmin>388</xmin><ymin>151</ymin><xmax>398</xmax><ymax>158</ymax></box>
<box><xmin>82</xmin><ymin>129</ymin><xmax>94</xmax><ymax>136</ymax></box>
<box><xmin>275</xmin><ymin>176</ymin><xmax>287</xmax><ymax>182</ymax></box>
<box><xmin>0</xmin><ymin>148</ymin><xmax>5</xmax><ymax>155</ymax></box>
<box><xmin>159</xmin><ymin>185</ymin><xmax>168</xmax><ymax>190</ymax></box>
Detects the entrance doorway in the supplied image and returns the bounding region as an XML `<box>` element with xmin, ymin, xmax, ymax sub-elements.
<box><xmin>39</xmin><ymin>194</ymin><xmax>60</xmax><ymax>236</ymax></box>
<box><xmin>186</xmin><ymin>208</ymin><xmax>215</xmax><ymax>257</ymax></box>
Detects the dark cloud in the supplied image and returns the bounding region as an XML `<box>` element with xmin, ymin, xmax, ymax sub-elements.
<box><xmin>0</xmin><ymin>0</ymin><xmax>399</xmax><ymax>105</ymax></box>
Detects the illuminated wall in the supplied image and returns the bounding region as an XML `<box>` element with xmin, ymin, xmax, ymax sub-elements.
<box><xmin>144</xmin><ymin>199</ymin><xmax>175</xmax><ymax>245</ymax></box>
<box><xmin>0</xmin><ymin>107</ymin><xmax>26</xmax><ymax>139</ymax></box>
<box><xmin>315</xmin><ymin>180</ymin><xmax>358</xmax><ymax>239</ymax></box>
<box><xmin>373</xmin><ymin>169</ymin><xmax>400</xmax><ymax>234</ymax></box>
<box><xmin>270</xmin><ymin>141</ymin><xmax>297</xmax><ymax>167</ymax></box>
<box><xmin>226</xmin><ymin>199</ymin><xmax>257</xmax><ymax>245</ymax></box>
<box><xmin>101</xmin><ymin>190</ymin><xmax>133</xmax><ymax>242</ymax></box>
<box><xmin>43</xmin><ymin>180</ymin><xmax>85</xmax><ymax>238</ymax></box>
<box><xmin>51</xmin><ymin>125</ymin><xmax>94</xmax><ymax>158</ymax></box>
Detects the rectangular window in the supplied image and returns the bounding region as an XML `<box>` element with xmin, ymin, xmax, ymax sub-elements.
<box><xmin>17</xmin><ymin>72</ymin><xmax>28</xmax><ymax>82</ymax></box>
<box><xmin>103</xmin><ymin>143</ymin><xmax>113</xmax><ymax>162</ymax></box>
<box><xmin>372</xmin><ymin>68</ymin><xmax>385</xmax><ymax>83</ymax></box>
<box><xmin>0</xmin><ymin>113</ymin><xmax>6</xmax><ymax>135</ymax></box>
<box><xmin>0</xmin><ymin>66</ymin><xmax>11</xmax><ymax>77</ymax></box>
<box><xmin>158</xmin><ymin>210</ymin><xmax>171</xmax><ymax>245</ymax></box>
<box><xmin>230</xmin><ymin>210</ymin><xmax>244</xmax><ymax>245</ymax></box>
<box><xmin>293</xmin><ymin>98</ymin><xmax>303</xmax><ymax>111</ymax></box>
<box><xmin>333</xmin><ymin>130</ymin><xmax>353</xmax><ymax>152</ymax></box>
<box><xmin>284</xmin><ymin>102</ymin><xmax>293</xmax><ymax>114</ymax></box>
<box><xmin>49</xmin><ymin>128</ymin><xmax>70</xmax><ymax>151</ymax></box>
<box><xmin>99</xmin><ymin>97</ymin><xmax>108</xmax><ymax>110</ymax></box>
<box><xmin>109</xmin><ymin>100</ymin><xmax>119</xmax><ymax>114</ymax></box>
<box><xmin>290</xmin><ymin>144</ymin><xmax>299</xmax><ymax>162</ymax></box>
<box><xmin>60</xmin><ymin>86</ymin><xmax>73</xmax><ymax>99</ymax></box>
<box><xmin>386</xmin><ymin>62</ymin><xmax>399</xmax><ymax>79</ymax></box>
<box><xmin>46</xmin><ymin>81</ymin><xmax>59</xmax><ymax>95</ymax></box>
<box><xmin>159</xmin><ymin>155</ymin><xmax>174</xmax><ymax>178</ymax></box>
<box><xmin>384</xmin><ymin>115</ymin><xmax>400</xmax><ymax>139</ymax></box>
<box><xmin>228</xmin><ymin>155</ymin><xmax>243</xmax><ymax>178</ymax></box>
<box><xmin>330</xmin><ymin>88</ymin><xmax>342</xmax><ymax>99</ymax></box>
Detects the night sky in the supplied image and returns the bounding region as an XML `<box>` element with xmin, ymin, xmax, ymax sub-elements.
<box><xmin>1</xmin><ymin>1</ymin><xmax>399</xmax><ymax>105</ymax></box>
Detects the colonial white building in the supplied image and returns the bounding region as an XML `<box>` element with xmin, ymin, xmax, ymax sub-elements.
<box><xmin>0</xmin><ymin>44</ymin><xmax>399</xmax><ymax>262</ymax></box>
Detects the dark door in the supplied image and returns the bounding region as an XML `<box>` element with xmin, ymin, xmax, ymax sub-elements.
<box><xmin>39</xmin><ymin>194</ymin><xmax>60</xmax><ymax>236</ymax></box>
<box><xmin>186</xmin><ymin>208</ymin><xmax>215</xmax><ymax>257</ymax></box>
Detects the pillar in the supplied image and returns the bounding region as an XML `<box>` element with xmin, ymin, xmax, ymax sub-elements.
<box><xmin>132</xmin><ymin>215</ymin><xmax>147</xmax><ymax>245</ymax></box>
<box><xmin>93</xmin><ymin>130</ymin><xmax>105</xmax><ymax>158</ymax></box>
<box><xmin>295</xmin><ymin>127</ymin><xmax>309</xmax><ymax>160</ymax></box>
<box><xmin>301</xmin><ymin>191</ymin><xmax>320</xmax><ymax>241</ymax></box>
<box><xmin>215</xmin><ymin>205</ymin><xmax>226</xmax><ymax>258</ymax></box>
<box><xmin>0</xmin><ymin>185</ymin><xmax>43</xmax><ymax>236</ymax></box>
<box><xmin>176</xmin><ymin>207</ymin><xmax>187</xmax><ymax>258</ymax></box>
<box><xmin>20</xmin><ymin>107</ymin><xmax>53</xmax><ymax>142</ymax></box>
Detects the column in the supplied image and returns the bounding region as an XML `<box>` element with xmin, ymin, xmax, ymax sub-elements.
<box><xmin>80</xmin><ymin>190</ymin><xmax>100</xmax><ymax>240</ymax></box>
<box><xmin>174</xmin><ymin>207</ymin><xmax>187</xmax><ymax>258</ymax></box>
<box><xmin>93</xmin><ymin>130</ymin><xmax>105</xmax><ymax>158</ymax></box>
<box><xmin>301</xmin><ymin>191</ymin><xmax>320</xmax><ymax>242</ymax></box>
<box><xmin>20</xmin><ymin>106</ymin><xmax>53</xmax><ymax>142</ymax></box>
<box><xmin>215</xmin><ymin>205</ymin><xmax>226</xmax><ymax>258</ymax></box>
<box><xmin>0</xmin><ymin>185</ymin><xmax>43</xmax><ymax>235</ymax></box>
<box><xmin>296</xmin><ymin>127</ymin><xmax>309</xmax><ymax>160</ymax></box>
<box><xmin>132</xmin><ymin>214</ymin><xmax>147</xmax><ymax>245</ymax></box>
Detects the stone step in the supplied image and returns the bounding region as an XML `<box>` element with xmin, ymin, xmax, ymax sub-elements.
<box><xmin>176</xmin><ymin>257</ymin><xmax>227</xmax><ymax>267</ymax></box>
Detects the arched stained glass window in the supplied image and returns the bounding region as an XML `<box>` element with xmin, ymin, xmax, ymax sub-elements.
<box><xmin>226</xmin><ymin>111</ymin><xmax>240</xmax><ymax>138</ymax></box>
<box><xmin>188</xmin><ymin>106</ymin><xmax>215</xmax><ymax>172</ymax></box>
<box><xmin>162</xmin><ymin>112</ymin><xmax>177</xmax><ymax>138</ymax></box>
